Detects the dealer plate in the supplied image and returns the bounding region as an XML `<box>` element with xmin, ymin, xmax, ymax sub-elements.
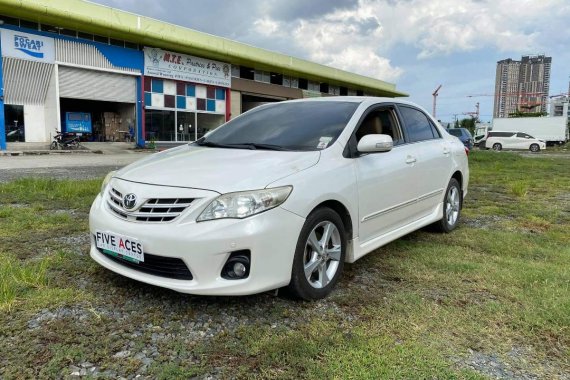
<box><xmin>95</xmin><ymin>231</ymin><xmax>144</xmax><ymax>263</ymax></box>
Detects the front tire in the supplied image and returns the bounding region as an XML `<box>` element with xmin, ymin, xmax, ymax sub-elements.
<box><xmin>286</xmin><ymin>207</ymin><xmax>346</xmax><ymax>300</ymax></box>
<box><xmin>492</xmin><ymin>143</ymin><xmax>502</xmax><ymax>151</ymax></box>
<box><xmin>529</xmin><ymin>144</ymin><xmax>540</xmax><ymax>152</ymax></box>
<box><xmin>433</xmin><ymin>178</ymin><xmax>462</xmax><ymax>233</ymax></box>
<box><xmin>49</xmin><ymin>141</ymin><xmax>58</xmax><ymax>150</ymax></box>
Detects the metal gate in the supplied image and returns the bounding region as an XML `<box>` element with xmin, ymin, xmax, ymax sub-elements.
<box><xmin>58</xmin><ymin>66</ymin><xmax>136</xmax><ymax>103</ymax></box>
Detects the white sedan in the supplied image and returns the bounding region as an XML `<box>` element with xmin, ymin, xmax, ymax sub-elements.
<box><xmin>89</xmin><ymin>97</ymin><xmax>469</xmax><ymax>300</ymax></box>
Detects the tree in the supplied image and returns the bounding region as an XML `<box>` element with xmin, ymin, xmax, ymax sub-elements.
<box><xmin>459</xmin><ymin>118</ymin><xmax>476</xmax><ymax>135</ymax></box>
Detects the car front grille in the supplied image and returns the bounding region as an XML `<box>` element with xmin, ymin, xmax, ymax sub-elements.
<box><xmin>107</xmin><ymin>187</ymin><xmax>195</xmax><ymax>222</ymax></box>
<box><xmin>97</xmin><ymin>246</ymin><xmax>193</xmax><ymax>280</ymax></box>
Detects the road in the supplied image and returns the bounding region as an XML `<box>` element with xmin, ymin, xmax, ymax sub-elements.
<box><xmin>0</xmin><ymin>152</ymin><xmax>152</xmax><ymax>182</ymax></box>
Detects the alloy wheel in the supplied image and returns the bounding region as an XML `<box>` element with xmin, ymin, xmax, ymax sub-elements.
<box><xmin>303</xmin><ymin>221</ymin><xmax>342</xmax><ymax>289</ymax></box>
<box><xmin>445</xmin><ymin>186</ymin><xmax>460</xmax><ymax>226</ymax></box>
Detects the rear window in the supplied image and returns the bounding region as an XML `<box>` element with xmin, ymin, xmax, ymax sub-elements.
<box><xmin>448</xmin><ymin>129</ymin><xmax>463</xmax><ymax>137</ymax></box>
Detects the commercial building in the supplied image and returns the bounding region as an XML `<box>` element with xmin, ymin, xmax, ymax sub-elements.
<box><xmin>0</xmin><ymin>0</ymin><xmax>406</xmax><ymax>150</ymax></box>
<box><xmin>493</xmin><ymin>54</ymin><xmax>551</xmax><ymax>118</ymax></box>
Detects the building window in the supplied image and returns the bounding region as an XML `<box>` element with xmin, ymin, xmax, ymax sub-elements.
<box><xmin>270</xmin><ymin>73</ymin><xmax>283</xmax><ymax>85</ymax></box>
<box><xmin>93</xmin><ymin>34</ymin><xmax>109</xmax><ymax>44</ymax></box>
<box><xmin>231</xmin><ymin>65</ymin><xmax>240</xmax><ymax>78</ymax></box>
<box><xmin>307</xmin><ymin>81</ymin><xmax>320</xmax><ymax>92</ymax></box>
<box><xmin>144</xmin><ymin>77</ymin><xmax>227</xmax><ymax>141</ymax></box>
<box><xmin>0</xmin><ymin>16</ymin><xmax>19</xmax><ymax>26</ymax></box>
<box><xmin>78</xmin><ymin>31</ymin><xmax>94</xmax><ymax>41</ymax></box>
<box><xmin>197</xmin><ymin>113</ymin><xmax>225</xmax><ymax>140</ymax></box>
<box><xmin>110</xmin><ymin>38</ymin><xmax>125</xmax><ymax>47</ymax></box>
<box><xmin>60</xmin><ymin>28</ymin><xmax>77</xmax><ymax>37</ymax></box>
<box><xmin>20</xmin><ymin>19</ymin><xmax>38</xmax><ymax>30</ymax></box>
<box><xmin>40</xmin><ymin>24</ymin><xmax>59</xmax><ymax>33</ymax></box>
<box><xmin>240</xmin><ymin>66</ymin><xmax>255</xmax><ymax>80</ymax></box>
<box><xmin>145</xmin><ymin>110</ymin><xmax>175</xmax><ymax>141</ymax></box>
<box><xmin>298</xmin><ymin>78</ymin><xmax>308</xmax><ymax>90</ymax></box>
<box><xmin>254</xmin><ymin>70</ymin><xmax>270</xmax><ymax>83</ymax></box>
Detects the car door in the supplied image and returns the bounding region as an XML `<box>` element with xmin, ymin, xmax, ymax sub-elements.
<box><xmin>502</xmin><ymin>133</ymin><xmax>517</xmax><ymax>149</ymax></box>
<box><xmin>396</xmin><ymin>105</ymin><xmax>453</xmax><ymax>219</ymax></box>
<box><xmin>351</xmin><ymin>105</ymin><xmax>419</xmax><ymax>243</ymax></box>
<box><xmin>516</xmin><ymin>132</ymin><xmax>532</xmax><ymax>149</ymax></box>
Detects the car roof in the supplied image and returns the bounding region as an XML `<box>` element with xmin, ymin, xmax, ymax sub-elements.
<box><xmin>281</xmin><ymin>96</ymin><xmax>435</xmax><ymax>116</ymax></box>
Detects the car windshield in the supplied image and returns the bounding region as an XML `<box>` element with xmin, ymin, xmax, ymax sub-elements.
<box><xmin>195</xmin><ymin>101</ymin><xmax>360</xmax><ymax>151</ymax></box>
<box><xmin>448</xmin><ymin>129</ymin><xmax>463</xmax><ymax>137</ymax></box>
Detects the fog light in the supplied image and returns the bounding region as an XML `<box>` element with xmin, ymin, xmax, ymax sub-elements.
<box><xmin>233</xmin><ymin>262</ymin><xmax>247</xmax><ymax>277</ymax></box>
<box><xmin>221</xmin><ymin>250</ymin><xmax>251</xmax><ymax>280</ymax></box>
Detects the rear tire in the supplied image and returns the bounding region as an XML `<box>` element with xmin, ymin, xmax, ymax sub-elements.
<box><xmin>432</xmin><ymin>178</ymin><xmax>462</xmax><ymax>233</ymax></box>
<box><xmin>529</xmin><ymin>144</ymin><xmax>540</xmax><ymax>152</ymax></box>
<box><xmin>286</xmin><ymin>207</ymin><xmax>346</xmax><ymax>300</ymax></box>
<box><xmin>492</xmin><ymin>143</ymin><xmax>502</xmax><ymax>151</ymax></box>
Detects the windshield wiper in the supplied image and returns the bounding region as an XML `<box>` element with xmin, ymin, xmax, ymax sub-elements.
<box><xmin>236</xmin><ymin>143</ymin><xmax>290</xmax><ymax>151</ymax></box>
<box><xmin>194</xmin><ymin>140</ymin><xmax>236</xmax><ymax>149</ymax></box>
<box><xmin>195</xmin><ymin>141</ymin><xmax>289</xmax><ymax>151</ymax></box>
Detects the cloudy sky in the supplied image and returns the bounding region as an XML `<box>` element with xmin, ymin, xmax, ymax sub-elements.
<box><xmin>92</xmin><ymin>0</ymin><xmax>570</xmax><ymax>122</ymax></box>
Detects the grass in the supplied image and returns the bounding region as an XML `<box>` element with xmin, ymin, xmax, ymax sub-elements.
<box><xmin>0</xmin><ymin>150</ymin><xmax>569</xmax><ymax>379</ymax></box>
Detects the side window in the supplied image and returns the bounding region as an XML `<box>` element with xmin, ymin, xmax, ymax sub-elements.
<box><xmin>355</xmin><ymin>108</ymin><xmax>404</xmax><ymax>145</ymax></box>
<box><xmin>429</xmin><ymin>121</ymin><xmax>442</xmax><ymax>138</ymax></box>
<box><xmin>517</xmin><ymin>132</ymin><xmax>532</xmax><ymax>138</ymax></box>
<box><xmin>398</xmin><ymin>106</ymin><xmax>437</xmax><ymax>143</ymax></box>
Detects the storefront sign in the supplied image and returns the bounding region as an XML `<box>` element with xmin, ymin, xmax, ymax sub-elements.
<box><xmin>144</xmin><ymin>47</ymin><xmax>231</xmax><ymax>88</ymax></box>
<box><xmin>0</xmin><ymin>29</ymin><xmax>55</xmax><ymax>63</ymax></box>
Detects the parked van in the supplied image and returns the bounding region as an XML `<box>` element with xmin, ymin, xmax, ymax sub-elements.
<box><xmin>484</xmin><ymin>131</ymin><xmax>546</xmax><ymax>152</ymax></box>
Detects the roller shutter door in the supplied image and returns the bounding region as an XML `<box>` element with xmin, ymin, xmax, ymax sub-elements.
<box><xmin>59</xmin><ymin>66</ymin><xmax>136</xmax><ymax>103</ymax></box>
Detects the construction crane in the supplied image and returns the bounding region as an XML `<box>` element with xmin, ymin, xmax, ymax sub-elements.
<box><xmin>467</xmin><ymin>92</ymin><xmax>546</xmax><ymax>114</ymax></box>
<box><xmin>432</xmin><ymin>84</ymin><xmax>442</xmax><ymax>118</ymax></box>
<box><xmin>467</xmin><ymin>91</ymin><xmax>546</xmax><ymax>98</ymax></box>
<box><xmin>462</xmin><ymin>102</ymin><xmax>480</xmax><ymax>120</ymax></box>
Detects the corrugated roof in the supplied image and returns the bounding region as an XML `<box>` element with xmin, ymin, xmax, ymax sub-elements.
<box><xmin>0</xmin><ymin>0</ymin><xmax>407</xmax><ymax>97</ymax></box>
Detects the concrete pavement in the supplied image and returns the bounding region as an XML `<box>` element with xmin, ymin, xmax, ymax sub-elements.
<box><xmin>0</xmin><ymin>148</ymin><xmax>153</xmax><ymax>182</ymax></box>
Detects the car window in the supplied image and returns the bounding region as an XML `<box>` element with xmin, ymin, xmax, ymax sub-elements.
<box><xmin>489</xmin><ymin>132</ymin><xmax>515</xmax><ymax>138</ymax></box>
<box><xmin>447</xmin><ymin>129</ymin><xmax>462</xmax><ymax>137</ymax></box>
<box><xmin>398</xmin><ymin>106</ymin><xmax>438</xmax><ymax>143</ymax></box>
<box><xmin>355</xmin><ymin>108</ymin><xmax>404</xmax><ymax>145</ymax></box>
<box><xmin>516</xmin><ymin>132</ymin><xmax>534</xmax><ymax>139</ymax></box>
<box><xmin>200</xmin><ymin>101</ymin><xmax>360</xmax><ymax>151</ymax></box>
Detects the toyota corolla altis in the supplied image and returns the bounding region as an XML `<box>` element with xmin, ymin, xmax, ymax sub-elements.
<box><xmin>89</xmin><ymin>97</ymin><xmax>469</xmax><ymax>300</ymax></box>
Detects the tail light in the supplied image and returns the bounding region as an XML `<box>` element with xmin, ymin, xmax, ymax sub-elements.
<box><xmin>464</xmin><ymin>147</ymin><xmax>470</xmax><ymax>156</ymax></box>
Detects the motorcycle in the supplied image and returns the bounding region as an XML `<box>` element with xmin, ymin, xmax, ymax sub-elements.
<box><xmin>50</xmin><ymin>130</ymin><xmax>81</xmax><ymax>150</ymax></box>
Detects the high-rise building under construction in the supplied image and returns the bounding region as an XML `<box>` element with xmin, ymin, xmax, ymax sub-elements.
<box><xmin>493</xmin><ymin>55</ymin><xmax>551</xmax><ymax>118</ymax></box>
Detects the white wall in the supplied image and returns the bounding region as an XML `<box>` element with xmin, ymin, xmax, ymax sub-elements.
<box><xmin>23</xmin><ymin>105</ymin><xmax>46</xmax><ymax>142</ymax></box>
<box><xmin>43</xmin><ymin>65</ymin><xmax>59</xmax><ymax>142</ymax></box>
<box><xmin>230</xmin><ymin>90</ymin><xmax>241</xmax><ymax>120</ymax></box>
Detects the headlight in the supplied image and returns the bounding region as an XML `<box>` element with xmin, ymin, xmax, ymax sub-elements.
<box><xmin>100</xmin><ymin>170</ymin><xmax>116</xmax><ymax>196</ymax></box>
<box><xmin>197</xmin><ymin>186</ymin><xmax>293</xmax><ymax>222</ymax></box>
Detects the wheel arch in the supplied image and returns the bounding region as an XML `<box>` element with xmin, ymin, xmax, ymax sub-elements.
<box><xmin>311</xmin><ymin>200</ymin><xmax>354</xmax><ymax>240</ymax></box>
<box><xmin>450</xmin><ymin>170</ymin><xmax>464</xmax><ymax>208</ymax></box>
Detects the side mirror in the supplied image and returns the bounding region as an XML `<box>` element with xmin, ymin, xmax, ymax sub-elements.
<box><xmin>357</xmin><ymin>134</ymin><xmax>393</xmax><ymax>153</ymax></box>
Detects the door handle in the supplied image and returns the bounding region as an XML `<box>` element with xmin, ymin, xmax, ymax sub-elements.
<box><xmin>443</xmin><ymin>148</ymin><xmax>450</xmax><ymax>155</ymax></box>
<box><xmin>405</xmin><ymin>156</ymin><xmax>417</xmax><ymax>164</ymax></box>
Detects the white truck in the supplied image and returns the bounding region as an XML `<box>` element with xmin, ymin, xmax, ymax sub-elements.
<box><xmin>489</xmin><ymin>102</ymin><xmax>569</xmax><ymax>145</ymax></box>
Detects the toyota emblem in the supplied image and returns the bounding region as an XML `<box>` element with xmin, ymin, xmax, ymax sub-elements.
<box><xmin>123</xmin><ymin>193</ymin><xmax>137</xmax><ymax>210</ymax></box>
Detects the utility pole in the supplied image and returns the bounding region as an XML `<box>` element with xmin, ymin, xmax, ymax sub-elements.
<box><xmin>475</xmin><ymin>102</ymin><xmax>480</xmax><ymax>121</ymax></box>
<box><xmin>432</xmin><ymin>85</ymin><xmax>442</xmax><ymax>118</ymax></box>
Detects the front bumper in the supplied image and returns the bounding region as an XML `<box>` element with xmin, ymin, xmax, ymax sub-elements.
<box><xmin>89</xmin><ymin>189</ymin><xmax>305</xmax><ymax>296</ymax></box>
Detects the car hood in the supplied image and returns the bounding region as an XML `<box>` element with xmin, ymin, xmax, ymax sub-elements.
<box><xmin>115</xmin><ymin>145</ymin><xmax>321</xmax><ymax>194</ymax></box>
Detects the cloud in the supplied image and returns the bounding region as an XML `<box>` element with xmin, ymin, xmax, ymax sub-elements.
<box><xmin>366</xmin><ymin>0</ymin><xmax>568</xmax><ymax>58</ymax></box>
